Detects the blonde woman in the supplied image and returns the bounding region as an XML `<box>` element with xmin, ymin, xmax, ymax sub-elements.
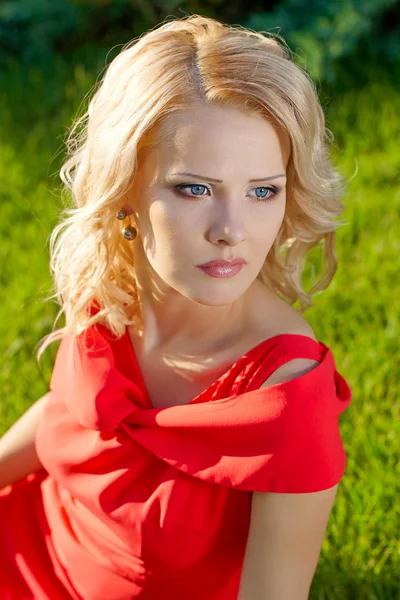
<box><xmin>0</xmin><ymin>14</ymin><xmax>352</xmax><ymax>600</ymax></box>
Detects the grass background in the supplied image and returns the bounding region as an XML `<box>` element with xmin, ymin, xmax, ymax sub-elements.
<box><xmin>0</xmin><ymin>50</ymin><xmax>398</xmax><ymax>599</ymax></box>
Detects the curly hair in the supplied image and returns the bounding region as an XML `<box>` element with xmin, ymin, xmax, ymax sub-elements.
<box><xmin>36</xmin><ymin>13</ymin><xmax>348</xmax><ymax>361</ymax></box>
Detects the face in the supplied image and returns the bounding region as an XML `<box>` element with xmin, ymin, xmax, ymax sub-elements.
<box><xmin>128</xmin><ymin>103</ymin><xmax>290</xmax><ymax>307</ymax></box>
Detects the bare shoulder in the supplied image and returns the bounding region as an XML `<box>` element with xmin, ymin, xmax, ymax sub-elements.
<box><xmin>238</xmin><ymin>289</ymin><xmax>338</xmax><ymax>598</ymax></box>
<box><xmin>249</xmin><ymin>282</ymin><xmax>318</xmax><ymax>342</ymax></box>
<box><xmin>250</xmin><ymin>284</ymin><xmax>320</xmax><ymax>388</ymax></box>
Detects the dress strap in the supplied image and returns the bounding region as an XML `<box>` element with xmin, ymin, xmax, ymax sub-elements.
<box><xmin>241</xmin><ymin>333</ymin><xmax>325</xmax><ymax>393</ymax></box>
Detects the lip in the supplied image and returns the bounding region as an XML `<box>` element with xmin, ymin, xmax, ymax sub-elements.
<box><xmin>196</xmin><ymin>263</ymin><xmax>245</xmax><ymax>278</ymax></box>
<box><xmin>197</xmin><ymin>258</ymin><xmax>247</xmax><ymax>267</ymax></box>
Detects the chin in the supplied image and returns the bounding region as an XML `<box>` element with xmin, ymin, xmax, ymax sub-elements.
<box><xmin>180</xmin><ymin>282</ymin><xmax>251</xmax><ymax>306</ymax></box>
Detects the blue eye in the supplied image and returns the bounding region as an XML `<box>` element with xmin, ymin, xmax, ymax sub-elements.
<box><xmin>253</xmin><ymin>186</ymin><xmax>278</xmax><ymax>201</ymax></box>
<box><xmin>174</xmin><ymin>184</ymin><xmax>278</xmax><ymax>202</ymax></box>
<box><xmin>175</xmin><ymin>184</ymin><xmax>210</xmax><ymax>197</ymax></box>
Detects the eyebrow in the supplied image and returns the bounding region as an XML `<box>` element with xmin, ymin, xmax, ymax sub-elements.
<box><xmin>168</xmin><ymin>172</ymin><xmax>287</xmax><ymax>183</ymax></box>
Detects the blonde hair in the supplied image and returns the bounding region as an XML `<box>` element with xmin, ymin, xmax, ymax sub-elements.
<box><xmin>36</xmin><ymin>13</ymin><xmax>348</xmax><ymax>361</ymax></box>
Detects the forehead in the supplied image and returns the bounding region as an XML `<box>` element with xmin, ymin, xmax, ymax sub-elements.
<box><xmin>145</xmin><ymin>104</ymin><xmax>291</xmax><ymax>174</ymax></box>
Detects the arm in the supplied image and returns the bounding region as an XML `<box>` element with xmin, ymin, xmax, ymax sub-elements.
<box><xmin>237</xmin><ymin>353</ymin><xmax>339</xmax><ymax>600</ymax></box>
<box><xmin>237</xmin><ymin>483</ymin><xmax>339</xmax><ymax>600</ymax></box>
<box><xmin>0</xmin><ymin>392</ymin><xmax>50</xmax><ymax>489</ymax></box>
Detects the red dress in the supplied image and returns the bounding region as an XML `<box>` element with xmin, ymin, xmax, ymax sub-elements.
<box><xmin>0</xmin><ymin>317</ymin><xmax>352</xmax><ymax>599</ymax></box>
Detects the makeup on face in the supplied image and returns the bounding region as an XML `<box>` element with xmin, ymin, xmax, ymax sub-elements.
<box><xmin>196</xmin><ymin>257</ymin><xmax>247</xmax><ymax>278</ymax></box>
<box><xmin>196</xmin><ymin>263</ymin><xmax>245</xmax><ymax>278</ymax></box>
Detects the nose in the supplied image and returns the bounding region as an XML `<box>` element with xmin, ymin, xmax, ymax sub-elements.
<box><xmin>207</xmin><ymin>206</ymin><xmax>245</xmax><ymax>246</ymax></box>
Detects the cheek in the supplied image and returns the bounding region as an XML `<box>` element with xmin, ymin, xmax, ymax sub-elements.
<box><xmin>253</xmin><ymin>203</ymin><xmax>285</xmax><ymax>244</ymax></box>
<box><xmin>147</xmin><ymin>202</ymin><xmax>191</xmax><ymax>253</ymax></box>
<box><xmin>143</xmin><ymin>196</ymin><xmax>286</xmax><ymax>254</ymax></box>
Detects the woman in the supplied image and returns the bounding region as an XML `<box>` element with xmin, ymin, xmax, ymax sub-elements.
<box><xmin>0</xmin><ymin>14</ymin><xmax>352</xmax><ymax>600</ymax></box>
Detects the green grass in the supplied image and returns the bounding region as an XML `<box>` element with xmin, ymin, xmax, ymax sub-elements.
<box><xmin>0</xmin><ymin>51</ymin><xmax>398</xmax><ymax>599</ymax></box>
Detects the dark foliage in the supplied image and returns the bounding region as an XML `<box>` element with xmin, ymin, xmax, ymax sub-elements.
<box><xmin>0</xmin><ymin>0</ymin><xmax>399</xmax><ymax>85</ymax></box>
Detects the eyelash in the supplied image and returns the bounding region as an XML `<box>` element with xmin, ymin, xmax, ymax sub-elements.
<box><xmin>174</xmin><ymin>183</ymin><xmax>279</xmax><ymax>202</ymax></box>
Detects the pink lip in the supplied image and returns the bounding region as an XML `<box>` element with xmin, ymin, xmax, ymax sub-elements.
<box><xmin>196</xmin><ymin>263</ymin><xmax>244</xmax><ymax>278</ymax></box>
<box><xmin>197</xmin><ymin>258</ymin><xmax>247</xmax><ymax>267</ymax></box>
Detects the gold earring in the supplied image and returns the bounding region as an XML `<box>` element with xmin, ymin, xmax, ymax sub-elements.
<box><xmin>116</xmin><ymin>209</ymin><xmax>137</xmax><ymax>241</ymax></box>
